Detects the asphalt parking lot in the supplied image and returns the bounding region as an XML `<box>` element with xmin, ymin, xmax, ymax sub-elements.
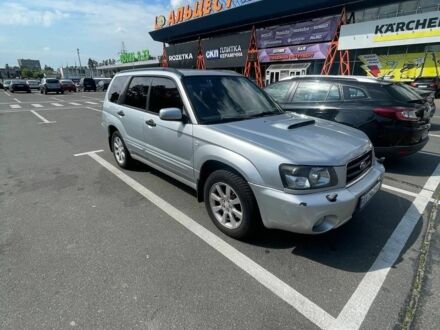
<box><xmin>0</xmin><ymin>89</ymin><xmax>439</xmax><ymax>330</ymax></box>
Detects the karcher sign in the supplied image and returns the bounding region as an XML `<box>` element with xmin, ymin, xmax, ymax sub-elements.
<box><xmin>339</xmin><ymin>12</ymin><xmax>440</xmax><ymax>50</ymax></box>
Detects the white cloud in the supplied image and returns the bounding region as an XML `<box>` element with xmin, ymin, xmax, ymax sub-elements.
<box><xmin>0</xmin><ymin>3</ymin><xmax>69</xmax><ymax>27</ymax></box>
<box><xmin>43</xmin><ymin>46</ymin><xmax>50</xmax><ymax>51</ymax></box>
<box><xmin>170</xmin><ymin>0</ymin><xmax>192</xmax><ymax>9</ymax></box>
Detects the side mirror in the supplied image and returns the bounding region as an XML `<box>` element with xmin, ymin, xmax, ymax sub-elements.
<box><xmin>159</xmin><ymin>107</ymin><xmax>183</xmax><ymax>121</ymax></box>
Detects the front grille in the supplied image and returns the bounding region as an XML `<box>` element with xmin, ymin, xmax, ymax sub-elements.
<box><xmin>346</xmin><ymin>151</ymin><xmax>373</xmax><ymax>185</ymax></box>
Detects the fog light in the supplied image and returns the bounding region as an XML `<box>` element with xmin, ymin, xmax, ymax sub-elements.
<box><xmin>312</xmin><ymin>216</ymin><xmax>337</xmax><ymax>233</ymax></box>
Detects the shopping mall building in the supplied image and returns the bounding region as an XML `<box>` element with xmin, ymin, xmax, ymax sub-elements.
<box><xmin>149</xmin><ymin>0</ymin><xmax>440</xmax><ymax>84</ymax></box>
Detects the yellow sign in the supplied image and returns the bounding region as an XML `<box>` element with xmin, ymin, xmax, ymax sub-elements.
<box><xmin>358</xmin><ymin>52</ymin><xmax>440</xmax><ymax>81</ymax></box>
<box><xmin>155</xmin><ymin>0</ymin><xmax>232</xmax><ymax>29</ymax></box>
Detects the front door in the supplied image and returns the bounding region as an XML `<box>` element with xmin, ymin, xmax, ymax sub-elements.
<box><xmin>143</xmin><ymin>77</ymin><xmax>194</xmax><ymax>182</ymax></box>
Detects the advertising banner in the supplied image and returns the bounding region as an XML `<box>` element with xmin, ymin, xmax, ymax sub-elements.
<box><xmin>359</xmin><ymin>52</ymin><xmax>440</xmax><ymax>81</ymax></box>
<box><xmin>339</xmin><ymin>11</ymin><xmax>440</xmax><ymax>50</ymax></box>
<box><xmin>258</xmin><ymin>43</ymin><xmax>330</xmax><ymax>63</ymax></box>
<box><xmin>165</xmin><ymin>41</ymin><xmax>198</xmax><ymax>68</ymax></box>
<box><xmin>256</xmin><ymin>17</ymin><xmax>337</xmax><ymax>49</ymax></box>
<box><xmin>201</xmin><ymin>32</ymin><xmax>250</xmax><ymax>68</ymax></box>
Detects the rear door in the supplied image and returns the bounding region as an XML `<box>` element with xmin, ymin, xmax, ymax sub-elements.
<box><xmin>143</xmin><ymin>77</ymin><xmax>194</xmax><ymax>182</ymax></box>
<box><xmin>108</xmin><ymin>75</ymin><xmax>149</xmax><ymax>158</ymax></box>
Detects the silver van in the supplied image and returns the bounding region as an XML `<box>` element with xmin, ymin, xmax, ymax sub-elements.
<box><xmin>102</xmin><ymin>68</ymin><xmax>384</xmax><ymax>239</ymax></box>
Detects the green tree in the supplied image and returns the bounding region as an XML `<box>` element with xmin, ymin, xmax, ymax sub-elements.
<box><xmin>21</xmin><ymin>68</ymin><xmax>32</xmax><ymax>78</ymax></box>
<box><xmin>33</xmin><ymin>71</ymin><xmax>44</xmax><ymax>79</ymax></box>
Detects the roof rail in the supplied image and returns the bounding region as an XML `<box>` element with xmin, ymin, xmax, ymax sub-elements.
<box><xmin>119</xmin><ymin>67</ymin><xmax>183</xmax><ymax>76</ymax></box>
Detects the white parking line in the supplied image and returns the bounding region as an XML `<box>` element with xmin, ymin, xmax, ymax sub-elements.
<box><xmin>333</xmin><ymin>163</ymin><xmax>440</xmax><ymax>330</ymax></box>
<box><xmin>31</xmin><ymin>104</ymin><xmax>44</xmax><ymax>108</ymax></box>
<box><xmin>69</xmin><ymin>102</ymin><xmax>81</xmax><ymax>106</ymax></box>
<box><xmin>78</xmin><ymin>151</ymin><xmax>336</xmax><ymax>329</ymax></box>
<box><xmin>382</xmin><ymin>184</ymin><xmax>439</xmax><ymax>205</ymax></box>
<box><xmin>429</xmin><ymin>133</ymin><xmax>440</xmax><ymax>138</ymax></box>
<box><xmin>13</xmin><ymin>98</ymin><xmax>22</xmax><ymax>103</ymax></box>
<box><xmin>85</xmin><ymin>101</ymin><xmax>98</xmax><ymax>105</ymax></box>
<box><xmin>30</xmin><ymin>110</ymin><xmax>56</xmax><ymax>124</ymax></box>
<box><xmin>86</xmin><ymin>106</ymin><xmax>101</xmax><ymax>112</ymax></box>
<box><xmin>52</xmin><ymin>97</ymin><xmax>64</xmax><ymax>102</ymax></box>
<box><xmin>51</xmin><ymin>103</ymin><xmax>63</xmax><ymax>107</ymax></box>
<box><xmin>9</xmin><ymin>104</ymin><xmax>21</xmax><ymax>109</ymax></box>
<box><xmin>4</xmin><ymin>91</ymin><xmax>11</xmax><ymax>96</ymax></box>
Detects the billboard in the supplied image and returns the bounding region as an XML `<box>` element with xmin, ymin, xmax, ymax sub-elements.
<box><xmin>165</xmin><ymin>41</ymin><xmax>198</xmax><ymax>68</ymax></box>
<box><xmin>258</xmin><ymin>43</ymin><xmax>330</xmax><ymax>63</ymax></box>
<box><xmin>339</xmin><ymin>12</ymin><xmax>440</xmax><ymax>50</ymax></box>
<box><xmin>257</xmin><ymin>17</ymin><xmax>337</xmax><ymax>49</ymax></box>
<box><xmin>202</xmin><ymin>32</ymin><xmax>250</xmax><ymax>68</ymax></box>
<box><xmin>358</xmin><ymin>52</ymin><xmax>440</xmax><ymax>81</ymax></box>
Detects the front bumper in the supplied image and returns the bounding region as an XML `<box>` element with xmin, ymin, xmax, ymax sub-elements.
<box><xmin>250</xmin><ymin>162</ymin><xmax>385</xmax><ymax>234</ymax></box>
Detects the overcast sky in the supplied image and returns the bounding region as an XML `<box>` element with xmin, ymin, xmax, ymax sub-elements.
<box><xmin>0</xmin><ymin>0</ymin><xmax>192</xmax><ymax>68</ymax></box>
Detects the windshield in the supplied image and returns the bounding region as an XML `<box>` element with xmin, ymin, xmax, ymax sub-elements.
<box><xmin>182</xmin><ymin>76</ymin><xmax>283</xmax><ymax>124</ymax></box>
<box><xmin>414</xmin><ymin>77</ymin><xmax>435</xmax><ymax>83</ymax></box>
<box><xmin>47</xmin><ymin>79</ymin><xmax>59</xmax><ymax>83</ymax></box>
<box><xmin>27</xmin><ymin>80</ymin><xmax>39</xmax><ymax>84</ymax></box>
<box><xmin>13</xmin><ymin>80</ymin><xmax>26</xmax><ymax>84</ymax></box>
<box><xmin>61</xmin><ymin>80</ymin><xmax>73</xmax><ymax>84</ymax></box>
<box><xmin>386</xmin><ymin>84</ymin><xmax>422</xmax><ymax>102</ymax></box>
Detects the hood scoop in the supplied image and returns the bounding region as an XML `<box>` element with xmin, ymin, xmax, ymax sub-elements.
<box><xmin>273</xmin><ymin>119</ymin><xmax>316</xmax><ymax>130</ymax></box>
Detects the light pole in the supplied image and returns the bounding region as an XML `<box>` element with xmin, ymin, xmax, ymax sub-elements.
<box><xmin>77</xmin><ymin>48</ymin><xmax>83</xmax><ymax>76</ymax></box>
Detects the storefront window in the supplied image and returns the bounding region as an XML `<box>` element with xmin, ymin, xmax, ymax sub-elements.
<box><xmin>398</xmin><ymin>0</ymin><xmax>418</xmax><ymax>15</ymax></box>
<box><xmin>419</xmin><ymin>0</ymin><xmax>440</xmax><ymax>12</ymax></box>
<box><xmin>378</xmin><ymin>4</ymin><xmax>399</xmax><ymax>18</ymax></box>
<box><xmin>363</xmin><ymin>7</ymin><xmax>380</xmax><ymax>21</ymax></box>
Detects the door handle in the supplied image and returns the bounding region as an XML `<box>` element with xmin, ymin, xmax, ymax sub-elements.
<box><xmin>117</xmin><ymin>111</ymin><xmax>125</xmax><ymax>117</ymax></box>
<box><xmin>146</xmin><ymin>119</ymin><xmax>156</xmax><ymax>127</ymax></box>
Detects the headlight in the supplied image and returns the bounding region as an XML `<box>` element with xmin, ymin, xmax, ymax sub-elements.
<box><xmin>279</xmin><ymin>165</ymin><xmax>338</xmax><ymax>190</ymax></box>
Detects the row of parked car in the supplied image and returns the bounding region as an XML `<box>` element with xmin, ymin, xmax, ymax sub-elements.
<box><xmin>101</xmin><ymin>68</ymin><xmax>435</xmax><ymax>239</ymax></box>
<box><xmin>1</xmin><ymin>77</ymin><xmax>112</xmax><ymax>94</ymax></box>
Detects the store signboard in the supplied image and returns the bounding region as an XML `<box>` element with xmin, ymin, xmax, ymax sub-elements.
<box><xmin>202</xmin><ymin>32</ymin><xmax>250</xmax><ymax>68</ymax></box>
<box><xmin>257</xmin><ymin>17</ymin><xmax>337</xmax><ymax>49</ymax></box>
<box><xmin>339</xmin><ymin>11</ymin><xmax>440</xmax><ymax>50</ymax></box>
<box><xmin>165</xmin><ymin>41</ymin><xmax>198</xmax><ymax>68</ymax></box>
<box><xmin>258</xmin><ymin>43</ymin><xmax>330</xmax><ymax>63</ymax></box>
<box><xmin>358</xmin><ymin>52</ymin><xmax>440</xmax><ymax>81</ymax></box>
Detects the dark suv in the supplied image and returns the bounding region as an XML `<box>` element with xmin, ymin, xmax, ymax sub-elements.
<box><xmin>411</xmin><ymin>77</ymin><xmax>440</xmax><ymax>97</ymax></box>
<box><xmin>264</xmin><ymin>76</ymin><xmax>432</xmax><ymax>158</ymax></box>
<box><xmin>79</xmin><ymin>77</ymin><xmax>96</xmax><ymax>92</ymax></box>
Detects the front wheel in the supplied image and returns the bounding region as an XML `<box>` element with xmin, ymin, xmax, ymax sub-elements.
<box><xmin>204</xmin><ymin>170</ymin><xmax>261</xmax><ymax>239</ymax></box>
<box><xmin>111</xmin><ymin>131</ymin><xmax>132</xmax><ymax>169</ymax></box>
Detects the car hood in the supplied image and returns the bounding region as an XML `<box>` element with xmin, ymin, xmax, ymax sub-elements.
<box><xmin>209</xmin><ymin>113</ymin><xmax>372</xmax><ymax>166</ymax></box>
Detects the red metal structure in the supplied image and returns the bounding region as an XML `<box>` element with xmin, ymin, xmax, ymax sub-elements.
<box><xmin>321</xmin><ymin>7</ymin><xmax>350</xmax><ymax>75</ymax></box>
<box><xmin>196</xmin><ymin>38</ymin><xmax>206</xmax><ymax>70</ymax></box>
<box><xmin>244</xmin><ymin>26</ymin><xmax>264</xmax><ymax>88</ymax></box>
<box><xmin>161</xmin><ymin>43</ymin><xmax>168</xmax><ymax>67</ymax></box>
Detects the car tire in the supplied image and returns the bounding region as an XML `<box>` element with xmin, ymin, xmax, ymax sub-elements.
<box><xmin>10</xmin><ymin>90</ymin><xmax>14</xmax><ymax>93</ymax></box>
<box><xmin>111</xmin><ymin>131</ymin><xmax>132</xmax><ymax>169</ymax></box>
<box><xmin>44</xmin><ymin>89</ymin><xmax>48</xmax><ymax>95</ymax></box>
<box><xmin>61</xmin><ymin>91</ymin><xmax>64</xmax><ymax>94</ymax></box>
<box><xmin>204</xmin><ymin>169</ymin><xmax>261</xmax><ymax>239</ymax></box>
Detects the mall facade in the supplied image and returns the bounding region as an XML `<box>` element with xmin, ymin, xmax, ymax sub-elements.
<box><xmin>149</xmin><ymin>0</ymin><xmax>440</xmax><ymax>84</ymax></box>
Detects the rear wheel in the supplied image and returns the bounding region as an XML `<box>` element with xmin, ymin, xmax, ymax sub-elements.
<box><xmin>204</xmin><ymin>170</ymin><xmax>261</xmax><ymax>239</ymax></box>
<box><xmin>111</xmin><ymin>131</ymin><xmax>132</xmax><ymax>169</ymax></box>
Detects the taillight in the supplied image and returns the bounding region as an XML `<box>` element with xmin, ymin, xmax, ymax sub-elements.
<box><xmin>373</xmin><ymin>107</ymin><xmax>419</xmax><ymax>121</ymax></box>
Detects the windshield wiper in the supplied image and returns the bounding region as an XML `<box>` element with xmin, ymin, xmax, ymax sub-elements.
<box><xmin>245</xmin><ymin>111</ymin><xmax>283</xmax><ymax>119</ymax></box>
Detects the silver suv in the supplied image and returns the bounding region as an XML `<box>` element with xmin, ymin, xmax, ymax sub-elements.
<box><xmin>102</xmin><ymin>68</ymin><xmax>385</xmax><ymax>239</ymax></box>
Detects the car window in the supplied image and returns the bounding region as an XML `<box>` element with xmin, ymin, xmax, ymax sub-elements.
<box><xmin>148</xmin><ymin>78</ymin><xmax>183</xmax><ymax>114</ymax></box>
<box><xmin>123</xmin><ymin>77</ymin><xmax>150</xmax><ymax>110</ymax></box>
<box><xmin>343</xmin><ymin>86</ymin><xmax>368</xmax><ymax>100</ymax></box>
<box><xmin>293</xmin><ymin>82</ymin><xmax>332</xmax><ymax>102</ymax></box>
<box><xmin>386</xmin><ymin>84</ymin><xmax>422</xmax><ymax>102</ymax></box>
<box><xmin>326</xmin><ymin>85</ymin><xmax>341</xmax><ymax>101</ymax></box>
<box><xmin>264</xmin><ymin>81</ymin><xmax>293</xmax><ymax>103</ymax></box>
<box><xmin>46</xmin><ymin>79</ymin><xmax>59</xmax><ymax>83</ymax></box>
<box><xmin>108</xmin><ymin>76</ymin><xmax>129</xmax><ymax>103</ymax></box>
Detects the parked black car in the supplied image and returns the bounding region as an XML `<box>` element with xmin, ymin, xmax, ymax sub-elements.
<box><xmin>9</xmin><ymin>80</ymin><xmax>31</xmax><ymax>93</ymax></box>
<box><xmin>79</xmin><ymin>77</ymin><xmax>96</xmax><ymax>92</ymax></box>
<box><xmin>401</xmin><ymin>83</ymin><xmax>436</xmax><ymax>118</ymax></box>
<box><xmin>264</xmin><ymin>76</ymin><xmax>431</xmax><ymax>158</ymax></box>
<box><xmin>95</xmin><ymin>78</ymin><xmax>111</xmax><ymax>91</ymax></box>
<box><xmin>411</xmin><ymin>76</ymin><xmax>440</xmax><ymax>97</ymax></box>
